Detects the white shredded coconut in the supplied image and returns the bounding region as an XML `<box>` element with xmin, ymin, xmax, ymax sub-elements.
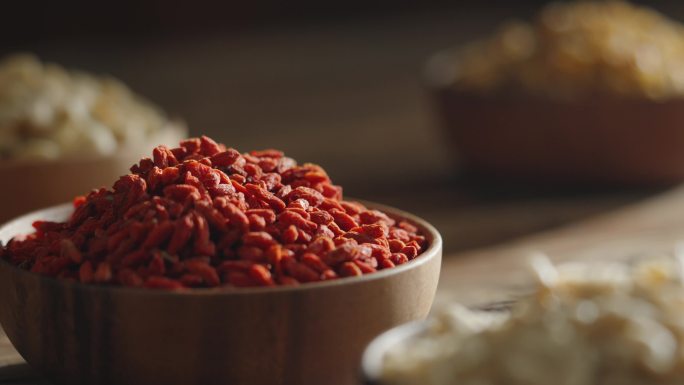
<box><xmin>0</xmin><ymin>54</ymin><xmax>184</xmax><ymax>161</ymax></box>
<box><xmin>381</xmin><ymin>256</ymin><xmax>684</xmax><ymax>385</ymax></box>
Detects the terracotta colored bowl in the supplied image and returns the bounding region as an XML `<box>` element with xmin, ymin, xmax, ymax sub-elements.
<box><xmin>0</xmin><ymin>201</ymin><xmax>442</xmax><ymax>385</ymax></box>
<box><xmin>427</xmin><ymin>50</ymin><xmax>684</xmax><ymax>186</ymax></box>
<box><xmin>0</xmin><ymin>123</ymin><xmax>186</xmax><ymax>224</ymax></box>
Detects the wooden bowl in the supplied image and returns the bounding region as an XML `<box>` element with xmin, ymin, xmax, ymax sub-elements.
<box><xmin>0</xmin><ymin>201</ymin><xmax>442</xmax><ymax>385</ymax></box>
<box><xmin>0</xmin><ymin>123</ymin><xmax>186</xmax><ymax>224</ymax></box>
<box><xmin>427</xmin><ymin>50</ymin><xmax>684</xmax><ymax>186</ymax></box>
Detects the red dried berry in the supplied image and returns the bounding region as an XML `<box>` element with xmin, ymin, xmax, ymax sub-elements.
<box><xmin>1</xmin><ymin>136</ymin><xmax>427</xmax><ymax>288</ymax></box>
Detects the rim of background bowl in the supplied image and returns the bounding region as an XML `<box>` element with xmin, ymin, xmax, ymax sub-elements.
<box><xmin>422</xmin><ymin>46</ymin><xmax>684</xmax><ymax>104</ymax></box>
<box><xmin>0</xmin><ymin>120</ymin><xmax>187</xmax><ymax>170</ymax></box>
<box><xmin>361</xmin><ymin>319</ymin><xmax>430</xmax><ymax>384</ymax></box>
<box><xmin>0</xmin><ymin>199</ymin><xmax>442</xmax><ymax>296</ymax></box>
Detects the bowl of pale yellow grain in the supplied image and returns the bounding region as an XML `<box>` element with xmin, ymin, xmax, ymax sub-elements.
<box><xmin>428</xmin><ymin>1</ymin><xmax>684</xmax><ymax>185</ymax></box>
<box><xmin>0</xmin><ymin>54</ymin><xmax>186</xmax><ymax>222</ymax></box>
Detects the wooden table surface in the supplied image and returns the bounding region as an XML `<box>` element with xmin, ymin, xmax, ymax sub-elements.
<box><xmin>3</xmin><ymin>4</ymin><xmax>684</xmax><ymax>384</ymax></box>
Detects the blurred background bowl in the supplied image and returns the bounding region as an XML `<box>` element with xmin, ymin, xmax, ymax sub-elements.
<box><xmin>361</xmin><ymin>320</ymin><xmax>428</xmax><ymax>385</ymax></box>
<box><xmin>0</xmin><ymin>201</ymin><xmax>442</xmax><ymax>385</ymax></box>
<box><xmin>0</xmin><ymin>122</ymin><xmax>186</xmax><ymax>224</ymax></box>
<box><xmin>427</xmin><ymin>49</ymin><xmax>684</xmax><ymax>186</ymax></box>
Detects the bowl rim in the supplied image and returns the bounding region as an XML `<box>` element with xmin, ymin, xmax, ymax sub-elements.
<box><xmin>423</xmin><ymin>46</ymin><xmax>684</xmax><ymax>104</ymax></box>
<box><xmin>361</xmin><ymin>319</ymin><xmax>430</xmax><ymax>384</ymax></box>
<box><xmin>0</xmin><ymin>199</ymin><xmax>442</xmax><ymax>296</ymax></box>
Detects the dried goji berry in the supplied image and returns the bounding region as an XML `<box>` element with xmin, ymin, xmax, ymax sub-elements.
<box><xmin>94</xmin><ymin>261</ymin><xmax>112</xmax><ymax>283</ymax></box>
<box><xmin>167</xmin><ymin>215</ymin><xmax>194</xmax><ymax>255</ymax></box>
<box><xmin>210</xmin><ymin>148</ymin><xmax>240</xmax><ymax>167</ymax></box>
<box><xmin>339</xmin><ymin>262</ymin><xmax>363</xmax><ymax>277</ymax></box>
<box><xmin>142</xmin><ymin>220</ymin><xmax>174</xmax><ymax>249</ymax></box>
<box><xmin>2</xmin><ymin>136</ymin><xmax>427</xmax><ymax>288</ymax></box>
<box><xmin>242</xmin><ymin>232</ymin><xmax>276</xmax><ymax>248</ymax></box>
<box><xmin>118</xmin><ymin>268</ymin><xmax>144</xmax><ymax>287</ymax></box>
<box><xmin>60</xmin><ymin>239</ymin><xmax>82</xmax><ymax>263</ymax></box>
<box><xmin>281</xmin><ymin>225</ymin><xmax>299</xmax><ymax>244</ymax></box>
<box><xmin>79</xmin><ymin>261</ymin><xmax>94</xmax><ymax>283</ymax></box>
<box><xmin>329</xmin><ymin>209</ymin><xmax>358</xmax><ymax>231</ymax></box>
<box><xmin>301</xmin><ymin>253</ymin><xmax>329</xmax><ymax>273</ymax></box>
<box><xmin>279</xmin><ymin>210</ymin><xmax>317</xmax><ymax>232</ymax></box>
<box><xmin>390</xmin><ymin>253</ymin><xmax>409</xmax><ymax>265</ymax></box>
<box><xmin>185</xmin><ymin>259</ymin><xmax>220</xmax><ymax>287</ymax></box>
<box><xmin>144</xmin><ymin>276</ymin><xmax>184</xmax><ymax>290</ymax></box>
<box><xmin>247</xmin><ymin>264</ymin><xmax>275</xmax><ymax>286</ymax></box>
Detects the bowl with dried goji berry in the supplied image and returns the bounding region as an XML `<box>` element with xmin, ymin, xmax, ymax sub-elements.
<box><xmin>0</xmin><ymin>136</ymin><xmax>442</xmax><ymax>385</ymax></box>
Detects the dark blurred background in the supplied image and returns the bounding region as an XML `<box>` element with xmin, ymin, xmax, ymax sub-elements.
<box><xmin>3</xmin><ymin>0</ymin><xmax>681</xmax><ymax>252</ymax></box>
